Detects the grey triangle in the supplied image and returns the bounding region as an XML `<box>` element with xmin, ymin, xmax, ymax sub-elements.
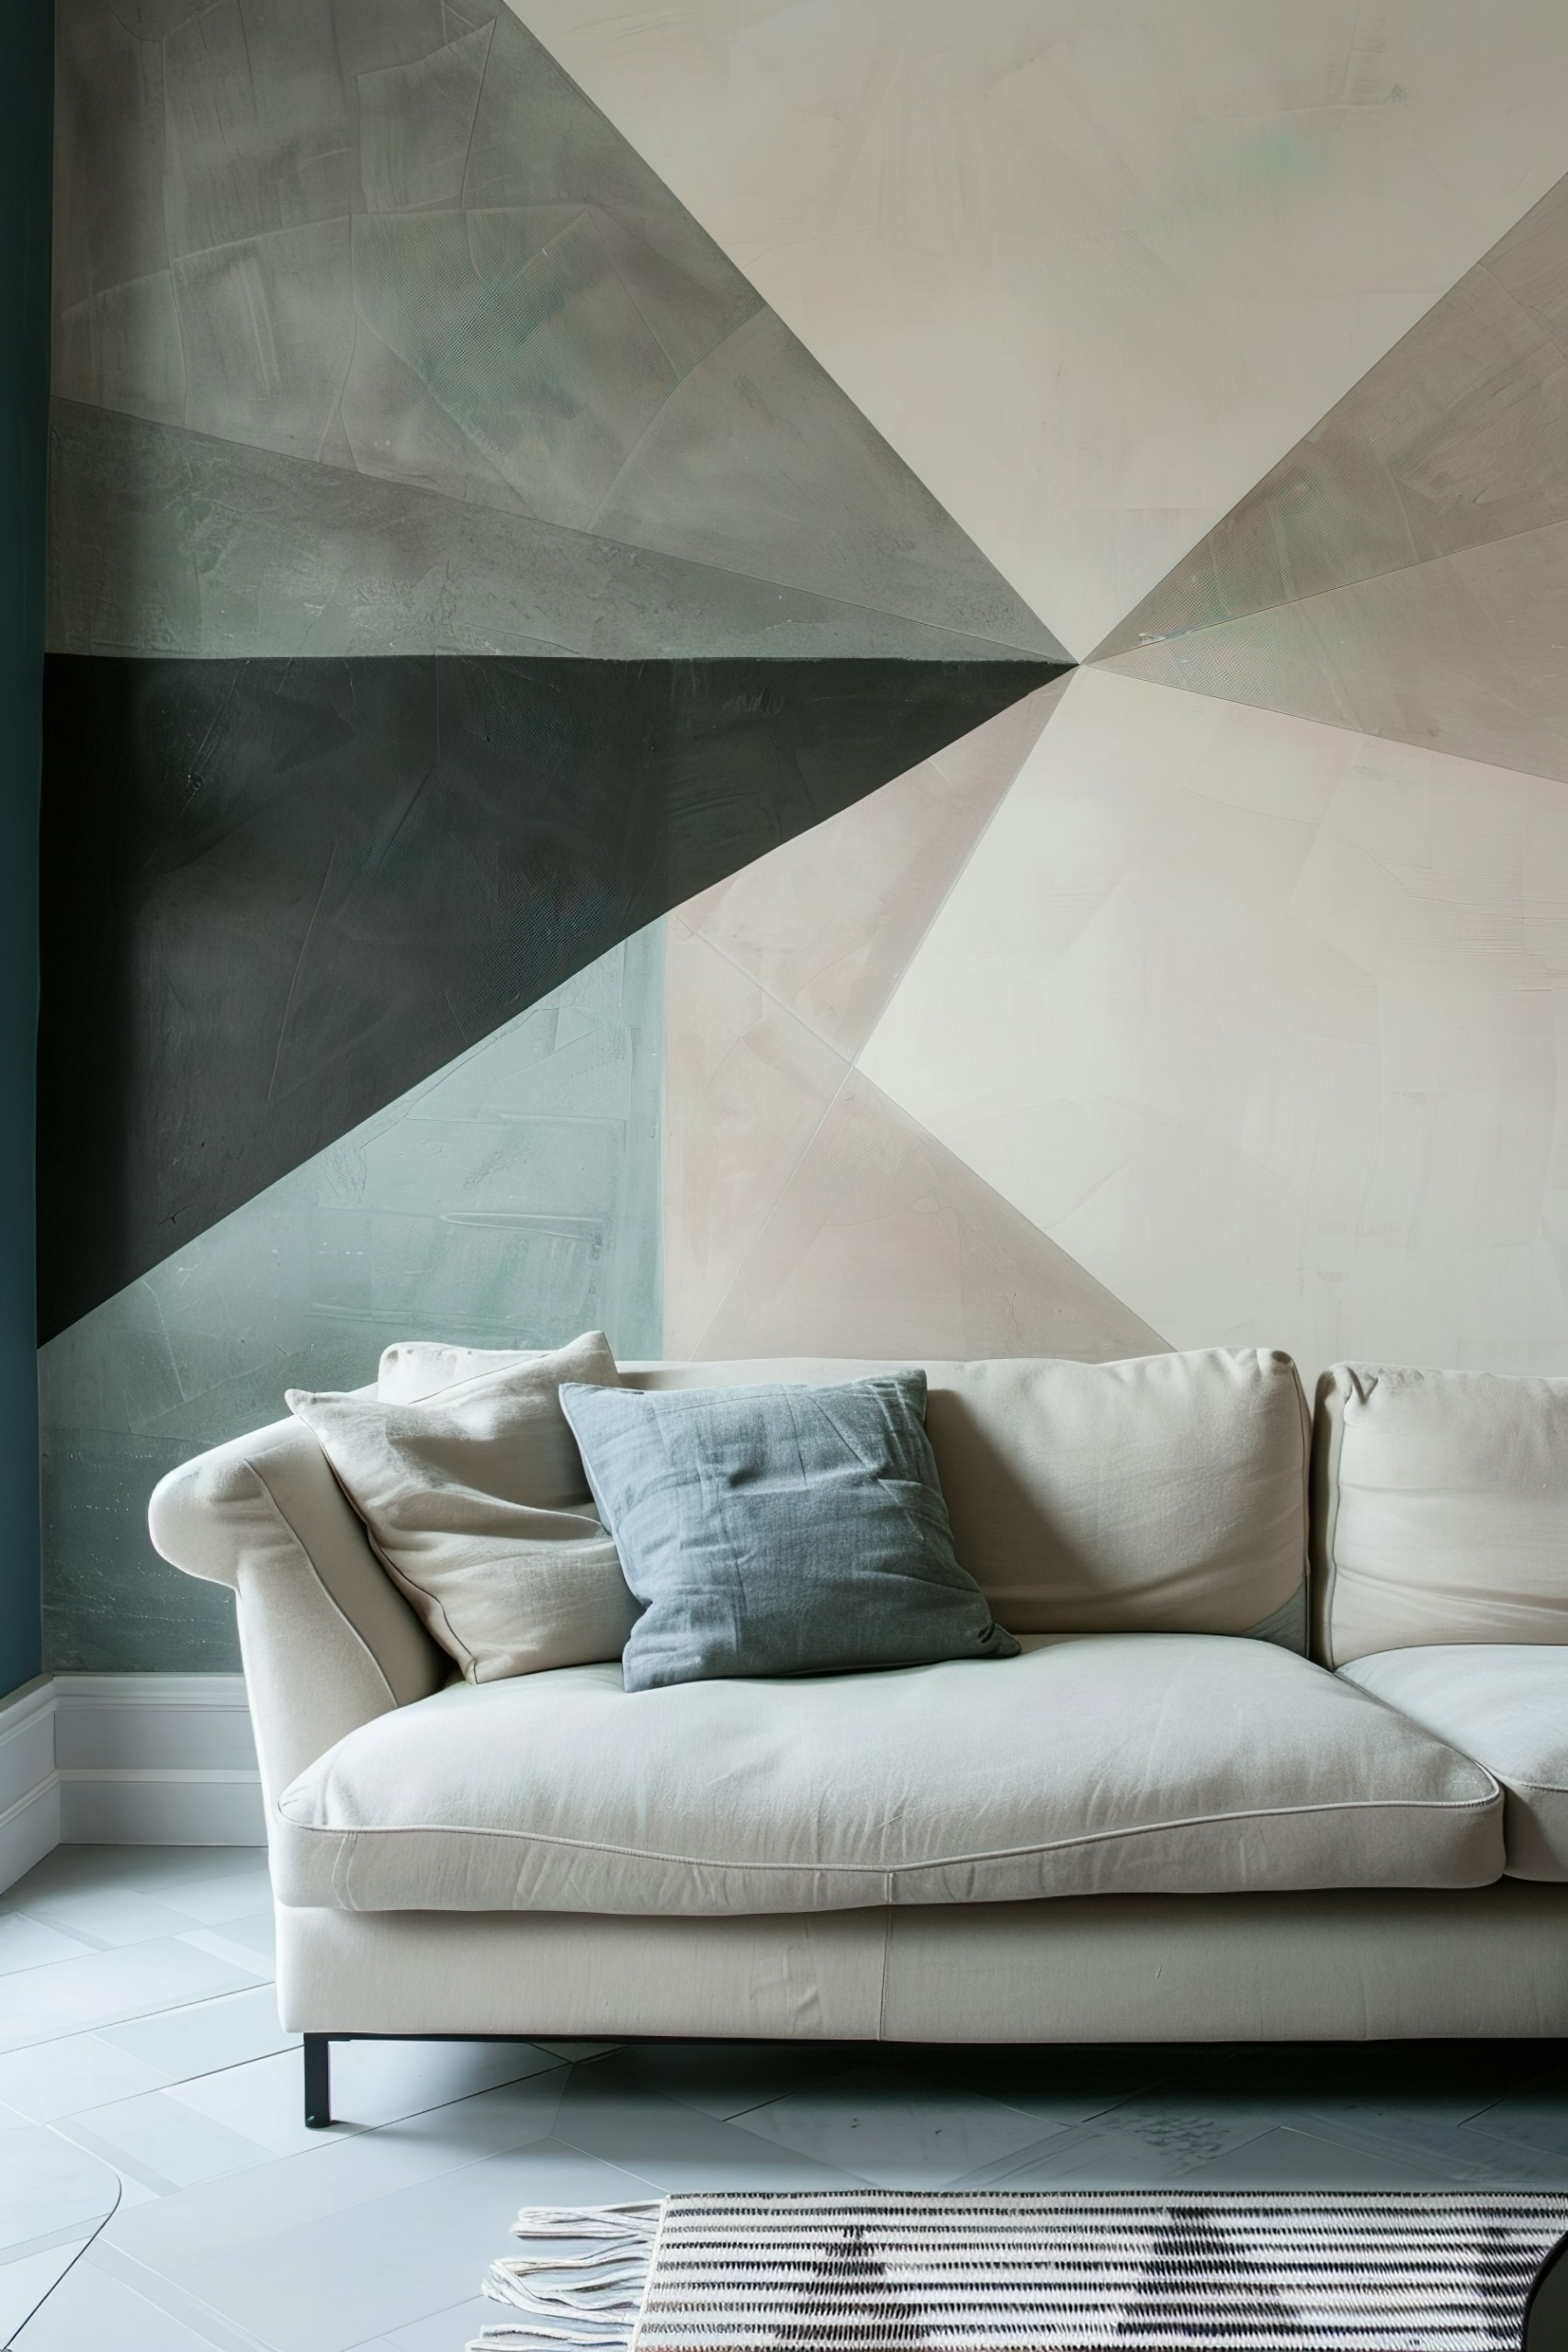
<box><xmin>51</xmin><ymin>2</ymin><xmax>1065</xmax><ymax>663</ymax></box>
<box><xmin>1094</xmin><ymin>169</ymin><xmax>1568</xmax><ymax>665</ymax></box>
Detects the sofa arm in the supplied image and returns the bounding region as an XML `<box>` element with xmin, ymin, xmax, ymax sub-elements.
<box><xmin>149</xmin><ymin>1415</ymin><xmax>445</xmax><ymax>1804</ymax></box>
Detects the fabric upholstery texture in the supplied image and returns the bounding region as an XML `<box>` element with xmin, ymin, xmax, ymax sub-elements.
<box><xmin>287</xmin><ymin>1331</ymin><xmax>635</xmax><ymax>1683</ymax></box>
<box><xmin>273</xmin><ymin>1633</ymin><xmax>1502</xmax><ymax>1914</ymax></box>
<box><xmin>154</xmin><ymin>1339</ymin><xmax>1568</xmax><ymax>2051</ymax></box>
<box><xmin>620</xmin><ymin>1349</ymin><xmax>1312</xmax><ymax>1643</ymax></box>
<box><xmin>1314</xmin><ymin>1363</ymin><xmax>1568</xmax><ymax>1667</ymax></box>
<box><xmin>1340</xmin><ymin>1645</ymin><xmax>1568</xmax><ymax>1883</ymax></box>
<box><xmin>560</xmin><ymin>1370</ymin><xmax>1016</xmax><ymax>1691</ymax></box>
<box><xmin>147</xmin><ymin>1412</ymin><xmax>445</xmax><ymax>1801</ymax></box>
<box><xmin>876</xmin><ymin>1880</ymin><xmax>1568</xmax><ymax>2045</ymax></box>
<box><xmin>274</xmin><ymin>1881</ymin><xmax>1568</xmax><ymax>2042</ymax></box>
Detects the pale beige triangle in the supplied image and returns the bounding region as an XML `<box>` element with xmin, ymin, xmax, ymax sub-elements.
<box><xmin>662</xmin><ymin>928</ymin><xmax>851</xmax><ymax>1361</ymax></box>
<box><xmin>675</xmin><ymin>676</ymin><xmax>1068</xmax><ymax>1060</ymax></box>
<box><xmin>690</xmin><ymin>1068</ymin><xmax>1166</xmax><ymax>1363</ymax></box>
<box><xmin>663</xmin><ymin>676</ymin><xmax>1076</xmax><ymax>1357</ymax></box>
<box><xmin>855</xmin><ymin>662</ymin><xmax>1568</xmax><ymax>1386</ymax></box>
<box><xmin>508</xmin><ymin>0</ymin><xmax>1568</xmax><ymax>657</ymax></box>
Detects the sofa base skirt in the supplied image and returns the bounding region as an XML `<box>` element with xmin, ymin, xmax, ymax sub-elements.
<box><xmin>276</xmin><ymin>1882</ymin><xmax>1568</xmax><ymax>2043</ymax></box>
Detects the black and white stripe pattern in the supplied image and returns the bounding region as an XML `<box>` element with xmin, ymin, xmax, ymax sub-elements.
<box><xmin>474</xmin><ymin>2190</ymin><xmax>1568</xmax><ymax>2352</ymax></box>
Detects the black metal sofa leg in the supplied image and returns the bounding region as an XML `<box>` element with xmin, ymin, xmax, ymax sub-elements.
<box><xmin>304</xmin><ymin>2034</ymin><xmax>332</xmax><ymax>2128</ymax></box>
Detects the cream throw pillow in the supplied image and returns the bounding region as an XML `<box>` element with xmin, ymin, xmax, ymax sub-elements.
<box><xmin>287</xmin><ymin>1331</ymin><xmax>636</xmax><ymax>1682</ymax></box>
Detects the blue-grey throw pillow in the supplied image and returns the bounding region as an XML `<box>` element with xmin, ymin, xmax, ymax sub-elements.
<box><xmin>558</xmin><ymin>1372</ymin><xmax>1019</xmax><ymax>1692</ymax></box>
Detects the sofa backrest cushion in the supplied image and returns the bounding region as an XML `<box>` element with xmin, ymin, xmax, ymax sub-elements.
<box><xmin>1313</xmin><ymin>1363</ymin><xmax>1568</xmax><ymax>1668</ymax></box>
<box><xmin>624</xmin><ymin>1348</ymin><xmax>1310</xmax><ymax>1641</ymax></box>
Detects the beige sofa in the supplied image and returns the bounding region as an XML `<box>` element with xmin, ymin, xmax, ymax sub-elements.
<box><xmin>147</xmin><ymin>1348</ymin><xmax>1568</xmax><ymax>2127</ymax></box>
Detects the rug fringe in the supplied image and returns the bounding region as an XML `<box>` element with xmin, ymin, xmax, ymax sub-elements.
<box><xmin>468</xmin><ymin>2201</ymin><xmax>663</xmax><ymax>2352</ymax></box>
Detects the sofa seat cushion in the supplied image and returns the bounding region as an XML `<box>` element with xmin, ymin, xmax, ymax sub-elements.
<box><xmin>1339</xmin><ymin>1646</ymin><xmax>1568</xmax><ymax>1882</ymax></box>
<box><xmin>274</xmin><ymin>1634</ymin><xmax>1503</xmax><ymax>1915</ymax></box>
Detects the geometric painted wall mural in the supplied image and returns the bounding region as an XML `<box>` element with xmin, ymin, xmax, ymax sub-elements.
<box><xmin>42</xmin><ymin>0</ymin><xmax>1064</xmax><ymax>1665</ymax></box>
<box><xmin>39</xmin><ymin>928</ymin><xmax>663</xmax><ymax>1670</ymax></box>
<box><xmin>37</xmin><ymin>650</ymin><xmax>1057</xmax><ymax>1338</ymax></box>
<box><xmin>50</xmin><ymin>399</ymin><xmax>1062</xmax><ymax>664</ymax></box>
<box><xmin>861</xmin><ymin>667</ymin><xmax>1568</xmax><ymax>1388</ymax></box>
<box><xmin>664</xmin><ymin>681</ymin><xmax>1165</xmax><ymax>1363</ymax></box>
<box><xmin>50</xmin><ymin>2</ymin><xmax>1061</xmax><ymax>668</ymax></box>
<box><xmin>1096</xmin><ymin>175</ymin><xmax>1568</xmax><ymax>782</ymax></box>
<box><xmin>43</xmin><ymin>0</ymin><xmax>1568</xmax><ymax>1668</ymax></box>
<box><xmin>508</xmin><ymin>0</ymin><xmax>1568</xmax><ymax>660</ymax></box>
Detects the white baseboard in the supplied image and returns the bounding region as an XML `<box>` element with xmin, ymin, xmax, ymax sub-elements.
<box><xmin>58</xmin><ymin>1770</ymin><xmax>265</xmax><ymax>1846</ymax></box>
<box><xmin>0</xmin><ymin>1679</ymin><xmax>62</xmax><ymax>1893</ymax></box>
<box><xmin>0</xmin><ymin>1673</ymin><xmax>264</xmax><ymax>1890</ymax></box>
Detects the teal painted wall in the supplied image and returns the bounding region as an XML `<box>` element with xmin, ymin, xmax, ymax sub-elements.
<box><xmin>40</xmin><ymin>927</ymin><xmax>663</xmax><ymax>1672</ymax></box>
<box><xmin>0</xmin><ymin>0</ymin><xmax>49</xmax><ymax>1698</ymax></box>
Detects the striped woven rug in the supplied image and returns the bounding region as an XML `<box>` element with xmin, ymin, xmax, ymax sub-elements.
<box><xmin>470</xmin><ymin>2189</ymin><xmax>1568</xmax><ymax>2351</ymax></box>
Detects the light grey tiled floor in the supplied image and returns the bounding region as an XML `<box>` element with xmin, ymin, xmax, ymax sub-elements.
<box><xmin>2</xmin><ymin>1847</ymin><xmax>1566</xmax><ymax>2350</ymax></box>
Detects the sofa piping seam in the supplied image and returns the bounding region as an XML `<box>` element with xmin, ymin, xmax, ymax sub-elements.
<box><xmin>275</xmin><ymin>1783</ymin><xmax>1506</xmax><ymax>1873</ymax></box>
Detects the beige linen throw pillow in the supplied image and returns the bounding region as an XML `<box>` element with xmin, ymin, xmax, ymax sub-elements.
<box><xmin>287</xmin><ymin>1331</ymin><xmax>636</xmax><ymax>1682</ymax></box>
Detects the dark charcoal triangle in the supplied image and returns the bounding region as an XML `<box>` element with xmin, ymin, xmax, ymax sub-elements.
<box><xmin>37</xmin><ymin>650</ymin><xmax>1066</xmax><ymax>1337</ymax></box>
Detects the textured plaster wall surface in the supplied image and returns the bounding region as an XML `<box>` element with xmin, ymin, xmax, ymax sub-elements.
<box><xmin>42</xmin><ymin>0</ymin><xmax>1055</xmax><ymax>1669</ymax></box>
<box><xmin>49</xmin><ymin>0</ymin><xmax>1057</xmax><ymax>666</ymax></box>
<box><xmin>861</xmin><ymin>668</ymin><xmax>1568</xmax><ymax>1390</ymax></box>
<box><xmin>37</xmin><ymin>652</ymin><xmax>1051</xmax><ymax>1340</ymax></box>
<box><xmin>661</xmin><ymin>684</ymin><xmax>1167</xmax><ymax>1365</ymax></box>
<box><xmin>0</xmin><ymin>0</ymin><xmax>49</xmax><ymax>1697</ymax></box>
<box><xmin>47</xmin><ymin>0</ymin><xmax>1568</xmax><ymax>1674</ymax></box>
<box><xmin>40</xmin><ymin>930</ymin><xmax>662</xmax><ymax>1673</ymax></box>
<box><xmin>527</xmin><ymin>3</ymin><xmax>1568</xmax><ymax>1398</ymax></box>
<box><xmin>1099</xmin><ymin>176</ymin><xmax>1568</xmax><ymax>788</ymax></box>
<box><xmin>509</xmin><ymin>0</ymin><xmax>1568</xmax><ymax>659</ymax></box>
